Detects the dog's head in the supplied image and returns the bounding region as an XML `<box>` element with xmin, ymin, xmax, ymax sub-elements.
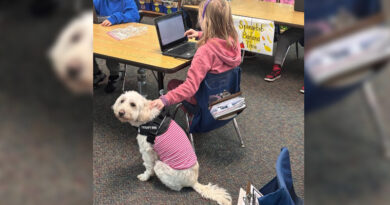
<box><xmin>48</xmin><ymin>11</ymin><xmax>93</xmax><ymax>94</ymax></box>
<box><xmin>112</xmin><ymin>91</ymin><xmax>161</xmax><ymax>127</ymax></box>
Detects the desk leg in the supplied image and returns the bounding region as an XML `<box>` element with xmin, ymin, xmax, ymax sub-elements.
<box><xmin>158</xmin><ymin>72</ymin><xmax>164</xmax><ymax>96</ymax></box>
<box><xmin>137</xmin><ymin>68</ymin><xmax>147</xmax><ymax>97</ymax></box>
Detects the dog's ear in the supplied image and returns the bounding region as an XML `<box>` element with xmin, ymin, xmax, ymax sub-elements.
<box><xmin>136</xmin><ymin>99</ymin><xmax>151</xmax><ymax>123</ymax></box>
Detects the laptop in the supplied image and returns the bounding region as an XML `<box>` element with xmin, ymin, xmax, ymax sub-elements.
<box><xmin>154</xmin><ymin>11</ymin><xmax>197</xmax><ymax>59</ymax></box>
<box><xmin>294</xmin><ymin>0</ymin><xmax>304</xmax><ymax>12</ymax></box>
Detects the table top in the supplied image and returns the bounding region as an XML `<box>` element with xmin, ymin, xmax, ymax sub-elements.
<box><xmin>183</xmin><ymin>0</ymin><xmax>304</xmax><ymax>28</ymax></box>
<box><xmin>93</xmin><ymin>23</ymin><xmax>191</xmax><ymax>73</ymax></box>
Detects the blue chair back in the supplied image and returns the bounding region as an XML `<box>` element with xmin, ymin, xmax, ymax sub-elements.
<box><xmin>258</xmin><ymin>147</ymin><xmax>303</xmax><ymax>205</ymax></box>
<box><xmin>185</xmin><ymin>67</ymin><xmax>242</xmax><ymax>133</ymax></box>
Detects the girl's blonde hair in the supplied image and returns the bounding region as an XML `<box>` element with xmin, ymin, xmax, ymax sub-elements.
<box><xmin>197</xmin><ymin>0</ymin><xmax>238</xmax><ymax>48</ymax></box>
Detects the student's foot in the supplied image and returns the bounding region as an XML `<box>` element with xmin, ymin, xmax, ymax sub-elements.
<box><xmin>104</xmin><ymin>75</ymin><xmax>120</xmax><ymax>93</ymax></box>
<box><xmin>300</xmin><ymin>86</ymin><xmax>304</xmax><ymax>94</ymax></box>
<box><xmin>264</xmin><ymin>65</ymin><xmax>281</xmax><ymax>82</ymax></box>
<box><xmin>93</xmin><ymin>72</ymin><xmax>106</xmax><ymax>88</ymax></box>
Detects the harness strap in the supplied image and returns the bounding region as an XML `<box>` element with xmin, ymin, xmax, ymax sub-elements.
<box><xmin>139</xmin><ymin>112</ymin><xmax>172</xmax><ymax>144</ymax></box>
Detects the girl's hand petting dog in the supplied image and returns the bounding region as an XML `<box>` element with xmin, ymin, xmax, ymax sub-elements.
<box><xmin>150</xmin><ymin>99</ymin><xmax>164</xmax><ymax>110</ymax></box>
<box><xmin>101</xmin><ymin>19</ymin><xmax>112</xmax><ymax>26</ymax></box>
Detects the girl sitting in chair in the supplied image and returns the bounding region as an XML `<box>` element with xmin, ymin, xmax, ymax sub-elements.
<box><xmin>150</xmin><ymin>0</ymin><xmax>241</xmax><ymax>110</ymax></box>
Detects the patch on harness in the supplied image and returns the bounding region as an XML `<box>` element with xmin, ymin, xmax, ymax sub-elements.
<box><xmin>139</xmin><ymin>113</ymin><xmax>171</xmax><ymax>144</ymax></box>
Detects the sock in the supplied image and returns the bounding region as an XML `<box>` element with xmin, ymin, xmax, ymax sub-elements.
<box><xmin>273</xmin><ymin>64</ymin><xmax>281</xmax><ymax>71</ymax></box>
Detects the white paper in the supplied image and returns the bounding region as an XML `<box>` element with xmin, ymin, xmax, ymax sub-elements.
<box><xmin>107</xmin><ymin>26</ymin><xmax>148</xmax><ymax>40</ymax></box>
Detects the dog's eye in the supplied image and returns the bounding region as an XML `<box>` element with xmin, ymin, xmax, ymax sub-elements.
<box><xmin>70</xmin><ymin>31</ymin><xmax>82</xmax><ymax>44</ymax></box>
<box><xmin>120</xmin><ymin>99</ymin><xmax>124</xmax><ymax>104</ymax></box>
<box><xmin>130</xmin><ymin>102</ymin><xmax>136</xmax><ymax>107</ymax></box>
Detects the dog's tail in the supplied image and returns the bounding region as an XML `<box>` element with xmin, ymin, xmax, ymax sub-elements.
<box><xmin>192</xmin><ymin>182</ymin><xmax>232</xmax><ymax>205</ymax></box>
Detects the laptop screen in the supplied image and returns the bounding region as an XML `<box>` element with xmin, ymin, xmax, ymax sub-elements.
<box><xmin>157</xmin><ymin>14</ymin><xmax>186</xmax><ymax>46</ymax></box>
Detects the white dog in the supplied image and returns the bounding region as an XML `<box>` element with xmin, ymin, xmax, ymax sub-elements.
<box><xmin>49</xmin><ymin>11</ymin><xmax>93</xmax><ymax>94</ymax></box>
<box><xmin>112</xmin><ymin>91</ymin><xmax>232</xmax><ymax>205</ymax></box>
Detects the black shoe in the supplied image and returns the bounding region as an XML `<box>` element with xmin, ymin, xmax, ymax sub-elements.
<box><xmin>93</xmin><ymin>72</ymin><xmax>106</xmax><ymax>88</ymax></box>
<box><xmin>104</xmin><ymin>75</ymin><xmax>120</xmax><ymax>93</ymax></box>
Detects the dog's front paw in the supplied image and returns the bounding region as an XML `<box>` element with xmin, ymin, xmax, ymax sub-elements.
<box><xmin>137</xmin><ymin>173</ymin><xmax>150</xmax><ymax>181</ymax></box>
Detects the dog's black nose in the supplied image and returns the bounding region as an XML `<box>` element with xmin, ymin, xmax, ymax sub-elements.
<box><xmin>66</xmin><ymin>65</ymin><xmax>81</xmax><ymax>79</ymax></box>
<box><xmin>118</xmin><ymin>110</ymin><xmax>125</xmax><ymax>117</ymax></box>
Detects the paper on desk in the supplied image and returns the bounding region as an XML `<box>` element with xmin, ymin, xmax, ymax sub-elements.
<box><xmin>107</xmin><ymin>26</ymin><xmax>148</xmax><ymax>40</ymax></box>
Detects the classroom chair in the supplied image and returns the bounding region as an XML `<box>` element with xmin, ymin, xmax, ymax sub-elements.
<box><xmin>173</xmin><ymin>67</ymin><xmax>245</xmax><ymax>149</ymax></box>
<box><xmin>258</xmin><ymin>147</ymin><xmax>303</xmax><ymax>205</ymax></box>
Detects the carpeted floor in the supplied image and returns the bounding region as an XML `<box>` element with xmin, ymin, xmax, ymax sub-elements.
<box><xmin>93</xmin><ymin>18</ymin><xmax>305</xmax><ymax>204</ymax></box>
<box><xmin>305</xmin><ymin>64</ymin><xmax>390</xmax><ymax>205</ymax></box>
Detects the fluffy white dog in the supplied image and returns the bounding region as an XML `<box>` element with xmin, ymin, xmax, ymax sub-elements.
<box><xmin>49</xmin><ymin>11</ymin><xmax>93</xmax><ymax>94</ymax></box>
<box><xmin>112</xmin><ymin>91</ymin><xmax>232</xmax><ymax>205</ymax></box>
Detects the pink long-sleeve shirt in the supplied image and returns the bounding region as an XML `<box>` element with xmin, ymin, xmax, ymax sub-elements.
<box><xmin>160</xmin><ymin>32</ymin><xmax>241</xmax><ymax>106</ymax></box>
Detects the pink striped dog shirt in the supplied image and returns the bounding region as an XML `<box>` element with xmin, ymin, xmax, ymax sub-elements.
<box><xmin>153</xmin><ymin>120</ymin><xmax>197</xmax><ymax>170</ymax></box>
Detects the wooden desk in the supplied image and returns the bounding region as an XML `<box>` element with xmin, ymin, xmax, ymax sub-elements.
<box><xmin>93</xmin><ymin>23</ymin><xmax>191</xmax><ymax>92</ymax></box>
<box><xmin>183</xmin><ymin>0</ymin><xmax>304</xmax><ymax>28</ymax></box>
<box><xmin>139</xmin><ymin>10</ymin><xmax>165</xmax><ymax>17</ymax></box>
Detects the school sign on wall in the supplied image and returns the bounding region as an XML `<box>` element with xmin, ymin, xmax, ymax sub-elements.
<box><xmin>233</xmin><ymin>15</ymin><xmax>275</xmax><ymax>56</ymax></box>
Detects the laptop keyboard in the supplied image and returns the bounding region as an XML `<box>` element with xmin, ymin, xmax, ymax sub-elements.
<box><xmin>167</xmin><ymin>43</ymin><xmax>196</xmax><ymax>55</ymax></box>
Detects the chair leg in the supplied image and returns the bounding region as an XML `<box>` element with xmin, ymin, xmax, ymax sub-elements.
<box><xmin>241</xmin><ymin>49</ymin><xmax>246</xmax><ymax>64</ymax></box>
<box><xmin>363</xmin><ymin>80</ymin><xmax>390</xmax><ymax>158</ymax></box>
<box><xmin>281</xmin><ymin>45</ymin><xmax>291</xmax><ymax>68</ymax></box>
<box><xmin>137</xmin><ymin>68</ymin><xmax>147</xmax><ymax>97</ymax></box>
<box><xmin>233</xmin><ymin>118</ymin><xmax>245</xmax><ymax>148</ymax></box>
<box><xmin>185</xmin><ymin>113</ymin><xmax>195</xmax><ymax>150</ymax></box>
<box><xmin>295</xmin><ymin>41</ymin><xmax>299</xmax><ymax>59</ymax></box>
<box><xmin>121</xmin><ymin>65</ymin><xmax>127</xmax><ymax>93</ymax></box>
<box><xmin>172</xmin><ymin>103</ymin><xmax>183</xmax><ymax>120</ymax></box>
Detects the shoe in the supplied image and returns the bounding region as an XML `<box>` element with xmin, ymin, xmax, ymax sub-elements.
<box><xmin>104</xmin><ymin>75</ymin><xmax>120</xmax><ymax>93</ymax></box>
<box><xmin>93</xmin><ymin>72</ymin><xmax>106</xmax><ymax>88</ymax></box>
<box><xmin>264</xmin><ymin>64</ymin><xmax>281</xmax><ymax>82</ymax></box>
<box><xmin>300</xmin><ymin>86</ymin><xmax>304</xmax><ymax>94</ymax></box>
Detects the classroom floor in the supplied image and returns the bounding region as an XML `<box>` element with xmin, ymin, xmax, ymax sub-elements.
<box><xmin>93</xmin><ymin>17</ymin><xmax>305</xmax><ymax>205</ymax></box>
<box><xmin>306</xmin><ymin>64</ymin><xmax>390</xmax><ymax>205</ymax></box>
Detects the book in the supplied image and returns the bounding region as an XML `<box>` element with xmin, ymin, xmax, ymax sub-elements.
<box><xmin>237</xmin><ymin>183</ymin><xmax>264</xmax><ymax>205</ymax></box>
<box><xmin>209</xmin><ymin>94</ymin><xmax>246</xmax><ymax>120</ymax></box>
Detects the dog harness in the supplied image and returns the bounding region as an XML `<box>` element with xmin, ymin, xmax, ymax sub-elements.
<box><xmin>139</xmin><ymin>113</ymin><xmax>197</xmax><ymax>170</ymax></box>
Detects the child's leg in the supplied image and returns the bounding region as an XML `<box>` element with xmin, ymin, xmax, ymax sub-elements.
<box><xmin>167</xmin><ymin>79</ymin><xmax>184</xmax><ymax>91</ymax></box>
<box><xmin>167</xmin><ymin>79</ymin><xmax>196</xmax><ymax>114</ymax></box>
<box><xmin>274</xmin><ymin>28</ymin><xmax>304</xmax><ymax>66</ymax></box>
<box><xmin>265</xmin><ymin>28</ymin><xmax>303</xmax><ymax>82</ymax></box>
<box><xmin>104</xmin><ymin>59</ymin><xmax>120</xmax><ymax>93</ymax></box>
<box><xmin>93</xmin><ymin>58</ymin><xmax>106</xmax><ymax>86</ymax></box>
<box><xmin>93</xmin><ymin>58</ymin><xmax>100</xmax><ymax>75</ymax></box>
<box><xmin>106</xmin><ymin>59</ymin><xmax>120</xmax><ymax>78</ymax></box>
